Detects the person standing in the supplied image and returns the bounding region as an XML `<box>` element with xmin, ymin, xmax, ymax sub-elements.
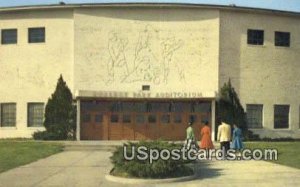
<box><xmin>184</xmin><ymin>122</ymin><xmax>198</xmax><ymax>150</ymax></box>
<box><xmin>217</xmin><ymin>121</ymin><xmax>231</xmax><ymax>157</ymax></box>
<box><xmin>199</xmin><ymin>121</ymin><xmax>214</xmax><ymax>149</ymax></box>
<box><xmin>231</xmin><ymin>124</ymin><xmax>244</xmax><ymax>151</ymax></box>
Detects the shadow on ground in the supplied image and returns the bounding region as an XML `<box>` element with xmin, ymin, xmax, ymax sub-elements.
<box><xmin>185</xmin><ymin>160</ymin><xmax>222</xmax><ymax>182</ymax></box>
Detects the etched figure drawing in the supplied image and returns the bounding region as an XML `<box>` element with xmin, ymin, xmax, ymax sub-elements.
<box><xmin>106</xmin><ymin>25</ymin><xmax>185</xmax><ymax>85</ymax></box>
<box><xmin>161</xmin><ymin>37</ymin><xmax>184</xmax><ymax>83</ymax></box>
<box><xmin>107</xmin><ymin>32</ymin><xmax>129</xmax><ymax>84</ymax></box>
<box><xmin>122</xmin><ymin>25</ymin><xmax>159</xmax><ymax>84</ymax></box>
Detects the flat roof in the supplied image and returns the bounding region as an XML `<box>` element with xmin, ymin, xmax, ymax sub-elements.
<box><xmin>0</xmin><ymin>3</ymin><xmax>300</xmax><ymax>17</ymax></box>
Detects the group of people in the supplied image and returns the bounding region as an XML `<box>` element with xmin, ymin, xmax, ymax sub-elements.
<box><xmin>185</xmin><ymin>121</ymin><xmax>243</xmax><ymax>153</ymax></box>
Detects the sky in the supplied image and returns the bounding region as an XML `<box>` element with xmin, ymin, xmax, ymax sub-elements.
<box><xmin>0</xmin><ymin>0</ymin><xmax>299</xmax><ymax>13</ymax></box>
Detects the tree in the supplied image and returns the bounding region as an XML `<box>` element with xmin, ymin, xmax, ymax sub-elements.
<box><xmin>216</xmin><ymin>79</ymin><xmax>248</xmax><ymax>139</ymax></box>
<box><xmin>43</xmin><ymin>75</ymin><xmax>76</xmax><ymax>140</ymax></box>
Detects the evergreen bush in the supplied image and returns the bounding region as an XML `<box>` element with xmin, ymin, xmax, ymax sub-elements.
<box><xmin>33</xmin><ymin>75</ymin><xmax>76</xmax><ymax>140</ymax></box>
<box><xmin>110</xmin><ymin>141</ymin><xmax>194</xmax><ymax>179</ymax></box>
<box><xmin>32</xmin><ymin>131</ymin><xmax>61</xmax><ymax>140</ymax></box>
<box><xmin>216</xmin><ymin>79</ymin><xmax>250</xmax><ymax>139</ymax></box>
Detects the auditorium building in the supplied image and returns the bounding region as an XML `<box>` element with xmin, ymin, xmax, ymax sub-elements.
<box><xmin>0</xmin><ymin>3</ymin><xmax>299</xmax><ymax>140</ymax></box>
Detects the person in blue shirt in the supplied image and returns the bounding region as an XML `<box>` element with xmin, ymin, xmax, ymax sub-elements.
<box><xmin>231</xmin><ymin>124</ymin><xmax>244</xmax><ymax>151</ymax></box>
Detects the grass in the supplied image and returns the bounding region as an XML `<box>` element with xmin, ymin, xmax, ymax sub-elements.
<box><xmin>245</xmin><ymin>142</ymin><xmax>300</xmax><ymax>169</ymax></box>
<box><xmin>0</xmin><ymin>140</ymin><xmax>64</xmax><ymax>173</ymax></box>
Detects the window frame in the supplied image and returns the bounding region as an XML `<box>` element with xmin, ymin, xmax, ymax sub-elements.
<box><xmin>136</xmin><ymin>114</ymin><xmax>145</xmax><ymax>124</ymax></box>
<box><xmin>246</xmin><ymin>104</ymin><xmax>263</xmax><ymax>129</ymax></box>
<box><xmin>247</xmin><ymin>29</ymin><xmax>264</xmax><ymax>45</ymax></box>
<box><xmin>275</xmin><ymin>31</ymin><xmax>290</xmax><ymax>47</ymax></box>
<box><xmin>95</xmin><ymin>113</ymin><xmax>104</xmax><ymax>124</ymax></box>
<box><xmin>274</xmin><ymin>105</ymin><xmax>290</xmax><ymax>129</ymax></box>
<box><xmin>1</xmin><ymin>29</ymin><xmax>17</xmax><ymax>45</ymax></box>
<box><xmin>0</xmin><ymin>103</ymin><xmax>17</xmax><ymax>127</ymax></box>
<box><xmin>27</xmin><ymin>102</ymin><xmax>44</xmax><ymax>127</ymax></box>
<box><xmin>160</xmin><ymin>114</ymin><xmax>170</xmax><ymax>124</ymax></box>
<box><xmin>28</xmin><ymin>27</ymin><xmax>45</xmax><ymax>43</ymax></box>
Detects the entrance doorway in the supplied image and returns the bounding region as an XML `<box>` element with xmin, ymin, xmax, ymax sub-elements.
<box><xmin>80</xmin><ymin>100</ymin><xmax>212</xmax><ymax>140</ymax></box>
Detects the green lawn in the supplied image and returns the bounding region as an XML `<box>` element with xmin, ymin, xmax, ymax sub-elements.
<box><xmin>0</xmin><ymin>141</ymin><xmax>63</xmax><ymax>173</ymax></box>
<box><xmin>245</xmin><ymin>142</ymin><xmax>300</xmax><ymax>169</ymax></box>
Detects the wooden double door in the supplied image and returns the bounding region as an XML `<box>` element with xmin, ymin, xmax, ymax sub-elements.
<box><xmin>80</xmin><ymin>100</ymin><xmax>211</xmax><ymax>141</ymax></box>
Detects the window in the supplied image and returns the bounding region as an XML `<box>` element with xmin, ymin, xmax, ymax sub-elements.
<box><xmin>81</xmin><ymin>101</ymin><xmax>94</xmax><ymax>111</ymax></box>
<box><xmin>134</xmin><ymin>103</ymin><xmax>147</xmax><ymax>112</ymax></box>
<box><xmin>1</xmin><ymin>103</ymin><xmax>16</xmax><ymax>127</ymax></box>
<box><xmin>161</xmin><ymin>114</ymin><xmax>170</xmax><ymax>123</ymax></box>
<box><xmin>148</xmin><ymin>102</ymin><xmax>170</xmax><ymax>112</ymax></box>
<box><xmin>136</xmin><ymin>115</ymin><xmax>145</xmax><ymax>124</ymax></box>
<box><xmin>246</xmin><ymin>104</ymin><xmax>263</xmax><ymax>128</ymax></box>
<box><xmin>247</xmin><ymin>29</ymin><xmax>264</xmax><ymax>45</ymax></box>
<box><xmin>171</xmin><ymin>102</ymin><xmax>191</xmax><ymax>112</ymax></box>
<box><xmin>274</xmin><ymin>105</ymin><xmax>289</xmax><ymax>129</ymax></box>
<box><xmin>122</xmin><ymin>114</ymin><xmax>131</xmax><ymax>123</ymax></box>
<box><xmin>275</xmin><ymin>31</ymin><xmax>290</xmax><ymax>47</ymax></box>
<box><xmin>148</xmin><ymin>115</ymin><xmax>156</xmax><ymax>123</ymax></box>
<box><xmin>121</xmin><ymin>102</ymin><xmax>134</xmax><ymax>112</ymax></box>
<box><xmin>110</xmin><ymin>114</ymin><xmax>119</xmax><ymax>123</ymax></box>
<box><xmin>173</xmin><ymin>115</ymin><xmax>182</xmax><ymax>123</ymax></box>
<box><xmin>142</xmin><ymin>85</ymin><xmax>150</xmax><ymax>91</ymax></box>
<box><xmin>110</xmin><ymin>102</ymin><xmax>122</xmax><ymax>112</ymax></box>
<box><xmin>1</xmin><ymin>29</ymin><xmax>17</xmax><ymax>44</ymax></box>
<box><xmin>28</xmin><ymin>27</ymin><xmax>45</xmax><ymax>43</ymax></box>
<box><xmin>94</xmin><ymin>101</ymin><xmax>110</xmax><ymax>112</ymax></box>
<box><xmin>28</xmin><ymin>103</ymin><xmax>44</xmax><ymax>127</ymax></box>
<box><xmin>193</xmin><ymin>102</ymin><xmax>211</xmax><ymax>113</ymax></box>
<box><xmin>95</xmin><ymin>114</ymin><xmax>103</xmax><ymax>123</ymax></box>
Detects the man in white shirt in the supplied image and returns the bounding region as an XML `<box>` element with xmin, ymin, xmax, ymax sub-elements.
<box><xmin>217</xmin><ymin>121</ymin><xmax>231</xmax><ymax>157</ymax></box>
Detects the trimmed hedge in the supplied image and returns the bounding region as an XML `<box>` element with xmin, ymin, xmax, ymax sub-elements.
<box><xmin>110</xmin><ymin>141</ymin><xmax>194</xmax><ymax>179</ymax></box>
<box><xmin>250</xmin><ymin>137</ymin><xmax>300</xmax><ymax>142</ymax></box>
<box><xmin>33</xmin><ymin>131</ymin><xmax>62</xmax><ymax>140</ymax></box>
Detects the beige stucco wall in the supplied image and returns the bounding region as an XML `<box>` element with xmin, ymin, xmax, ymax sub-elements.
<box><xmin>0</xmin><ymin>9</ymin><xmax>74</xmax><ymax>138</ymax></box>
<box><xmin>73</xmin><ymin>8</ymin><xmax>220</xmax><ymax>98</ymax></box>
<box><xmin>1</xmin><ymin>5</ymin><xmax>300</xmax><ymax>139</ymax></box>
<box><xmin>220</xmin><ymin>11</ymin><xmax>300</xmax><ymax>138</ymax></box>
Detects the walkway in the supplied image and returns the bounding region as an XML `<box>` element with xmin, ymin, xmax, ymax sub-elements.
<box><xmin>0</xmin><ymin>150</ymin><xmax>299</xmax><ymax>187</ymax></box>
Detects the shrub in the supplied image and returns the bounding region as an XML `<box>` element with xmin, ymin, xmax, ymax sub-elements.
<box><xmin>35</xmin><ymin>75</ymin><xmax>76</xmax><ymax>140</ymax></box>
<box><xmin>110</xmin><ymin>141</ymin><xmax>194</xmax><ymax>179</ymax></box>
<box><xmin>216</xmin><ymin>79</ymin><xmax>250</xmax><ymax>140</ymax></box>
<box><xmin>32</xmin><ymin>131</ymin><xmax>63</xmax><ymax>140</ymax></box>
<box><xmin>256</xmin><ymin>137</ymin><xmax>299</xmax><ymax>142</ymax></box>
<box><xmin>243</xmin><ymin>130</ymin><xmax>260</xmax><ymax>141</ymax></box>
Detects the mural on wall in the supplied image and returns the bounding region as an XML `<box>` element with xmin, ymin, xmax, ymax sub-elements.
<box><xmin>105</xmin><ymin>25</ymin><xmax>185</xmax><ymax>85</ymax></box>
<box><xmin>107</xmin><ymin>32</ymin><xmax>129</xmax><ymax>84</ymax></box>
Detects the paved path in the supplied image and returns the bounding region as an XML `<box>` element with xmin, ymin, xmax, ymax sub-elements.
<box><xmin>0</xmin><ymin>150</ymin><xmax>299</xmax><ymax>187</ymax></box>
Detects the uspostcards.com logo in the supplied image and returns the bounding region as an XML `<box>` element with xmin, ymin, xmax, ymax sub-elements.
<box><xmin>123</xmin><ymin>146</ymin><xmax>278</xmax><ymax>164</ymax></box>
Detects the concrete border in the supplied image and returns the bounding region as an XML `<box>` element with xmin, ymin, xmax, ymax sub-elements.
<box><xmin>105</xmin><ymin>173</ymin><xmax>198</xmax><ymax>184</ymax></box>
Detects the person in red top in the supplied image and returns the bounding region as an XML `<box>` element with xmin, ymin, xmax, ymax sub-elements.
<box><xmin>199</xmin><ymin>121</ymin><xmax>214</xmax><ymax>149</ymax></box>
